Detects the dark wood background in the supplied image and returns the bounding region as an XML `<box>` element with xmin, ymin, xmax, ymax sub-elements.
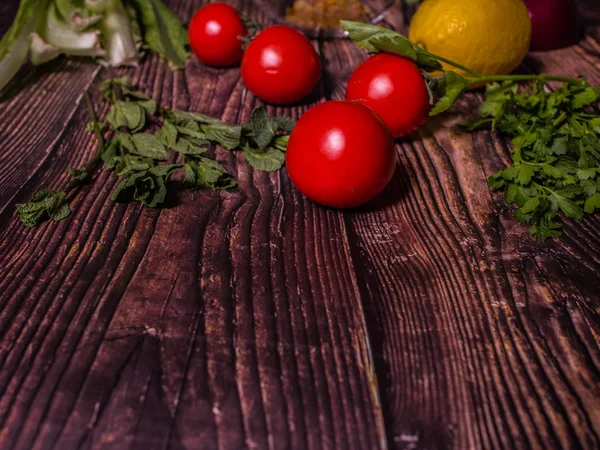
<box><xmin>1</xmin><ymin>0</ymin><xmax>599</xmax><ymax>449</ymax></box>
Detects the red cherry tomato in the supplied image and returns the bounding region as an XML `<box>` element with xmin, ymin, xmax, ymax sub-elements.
<box><xmin>345</xmin><ymin>53</ymin><xmax>430</xmax><ymax>138</ymax></box>
<box><xmin>286</xmin><ymin>101</ymin><xmax>396</xmax><ymax>208</ymax></box>
<box><xmin>241</xmin><ymin>25</ymin><xmax>321</xmax><ymax>105</ymax></box>
<box><xmin>188</xmin><ymin>3</ymin><xmax>247</xmax><ymax>67</ymax></box>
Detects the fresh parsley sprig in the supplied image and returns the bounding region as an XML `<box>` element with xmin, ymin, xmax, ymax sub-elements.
<box><xmin>341</xmin><ymin>20</ymin><xmax>600</xmax><ymax>240</ymax></box>
<box><xmin>16</xmin><ymin>76</ymin><xmax>294</xmax><ymax>227</ymax></box>
<box><xmin>465</xmin><ymin>80</ymin><xmax>600</xmax><ymax>240</ymax></box>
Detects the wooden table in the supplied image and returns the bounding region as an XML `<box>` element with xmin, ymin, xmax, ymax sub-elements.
<box><xmin>1</xmin><ymin>1</ymin><xmax>599</xmax><ymax>449</ymax></box>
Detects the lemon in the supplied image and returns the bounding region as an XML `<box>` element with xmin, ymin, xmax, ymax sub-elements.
<box><xmin>408</xmin><ymin>0</ymin><xmax>531</xmax><ymax>78</ymax></box>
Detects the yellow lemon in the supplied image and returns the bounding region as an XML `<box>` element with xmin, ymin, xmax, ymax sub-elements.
<box><xmin>408</xmin><ymin>0</ymin><xmax>531</xmax><ymax>78</ymax></box>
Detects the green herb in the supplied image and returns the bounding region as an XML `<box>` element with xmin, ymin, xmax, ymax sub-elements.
<box><xmin>465</xmin><ymin>80</ymin><xmax>600</xmax><ymax>240</ymax></box>
<box><xmin>342</xmin><ymin>20</ymin><xmax>600</xmax><ymax>240</ymax></box>
<box><xmin>16</xmin><ymin>189</ymin><xmax>70</xmax><ymax>227</ymax></box>
<box><xmin>16</xmin><ymin>77</ymin><xmax>295</xmax><ymax>227</ymax></box>
<box><xmin>0</xmin><ymin>0</ymin><xmax>190</xmax><ymax>93</ymax></box>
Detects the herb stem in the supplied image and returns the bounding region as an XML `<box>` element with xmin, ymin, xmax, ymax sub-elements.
<box><xmin>468</xmin><ymin>74</ymin><xmax>583</xmax><ymax>86</ymax></box>
<box><xmin>553</xmin><ymin>112</ymin><xmax>568</xmax><ymax>128</ymax></box>
<box><xmin>66</xmin><ymin>91</ymin><xmax>106</xmax><ymax>194</ymax></box>
<box><xmin>423</xmin><ymin>51</ymin><xmax>483</xmax><ymax>78</ymax></box>
<box><xmin>84</xmin><ymin>91</ymin><xmax>105</xmax><ymax>150</ymax></box>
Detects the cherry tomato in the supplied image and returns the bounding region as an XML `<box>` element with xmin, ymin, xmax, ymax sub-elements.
<box><xmin>286</xmin><ymin>101</ymin><xmax>396</xmax><ymax>208</ymax></box>
<box><xmin>188</xmin><ymin>3</ymin><xmax>247</xmax><ymax>67</ymax></box>
<box><xmin>345</xmin><ymin>53</ymin><xmax>430</xmax><ymax>138</ymax></box>
<box><xmin>241</xmin><ymin>25</ymin><xmax>320</xmax><ymax>105</ymax></box>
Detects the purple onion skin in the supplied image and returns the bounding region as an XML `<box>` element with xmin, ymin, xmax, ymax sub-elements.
<box><xmin>525</xmin><ymin>0</ymin><xmax>582</xmax><ymax>51</ymax></box>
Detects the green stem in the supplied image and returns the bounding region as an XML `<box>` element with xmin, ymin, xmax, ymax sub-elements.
<box><xmin>553</xmin><ymin>112</ymin><xmax>568</xmax><ymax>128</ymax></box>
<box><xmin>424</xmin><ymin>51</ymin><xmax>483</xmax><ymax>77</ymax></box>
<box><xmin>66</xmin><ymin>91</ymin><xmax>105</xmax><ymax>193</ymax></box>
<box><xmin>467</xmin><ymin>74</ymin><xmax>583</xmax><ymax>86</ymax></box>
<box><xmin>524</xmin><ymin>159</ymin><xmax>557</xmax><ymax>167</ymax></box>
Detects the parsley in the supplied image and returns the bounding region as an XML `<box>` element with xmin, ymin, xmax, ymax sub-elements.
<box><xmin>464</xmin><ymin>80</ymin><xmax>600</xmax><ymax>240</ymax></box>
<box><xmin>342</xmin><ymin>21</ymin><xmax>600</xmax><ymax>240</ymax></box>
<box><xmin>16</xmin><ymin>76</ymin><xmax>295</xmax><ymax>227</ymax></box>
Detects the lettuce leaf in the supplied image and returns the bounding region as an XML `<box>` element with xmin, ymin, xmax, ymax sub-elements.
<box><xmin>0</xmin><ymin>0</ymin><xmax>52</xmax><ymax>92</ymax></box>
<box><xmin>126</xmin><ymin>0</ymin><xmax>189</xmax><ymax>69</ymax></box>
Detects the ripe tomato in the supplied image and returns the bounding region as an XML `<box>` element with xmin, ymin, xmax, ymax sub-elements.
<box><xmin>345</xmin><ymin>53</ymin><xmax>430</xmax><ymax>138</ymax></box>
<box><xmin>286</xmin><ymin>101</ymin><xmax>396</xmax><ymax>208</ymax></box>
<box><xmin>188</xmin><ymin>3</ymin><xmax>247</xmax><ymax>67</ymax></box>
<box><xmin>241</xmin><ymin>25</ymin><xmax>320</xmax><ymax>105</ymax></box>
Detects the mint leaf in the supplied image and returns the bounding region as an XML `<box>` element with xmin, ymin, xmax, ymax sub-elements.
<box><xmin>131</xmin><ymin>133</ymin><xmax>170</xmax><ymax>160</ymax></box>
<box><xmin>273</xmin><ymin>135</ymin><xmax>290</xmax><ymax>152</ymax></box>
<box><xmin>107</xmin><ymin>101</ymin><xmax>146</xmax><ymax>132</ymax></box>
<box><xmin>112</xmin><ymin>164</ymin><xmax>181</xmax><ymax>207</ymax></box>
<box><xmin>185</xmin><ymin>157</ymin><xmax>235</xmax><ymax>190</ymax></box>
<box><xmin>243</xmin><ymin>147</ymin><xmax>286</xmax><ymax>172</ymax></box>
<box><xmin>156</xmin><ymin>121</ymin><xmax>178</xmax><ymax>148</ymax></box>
<box><xmin>173</xmin><ymin>138</ymin><xmax>207</xmax><ymax>155</ymax></box>
<box><xmin>250</xmin><ymin>106</ymin><xmax>295</xmax><ymax>149</ymax></box>
<box><xmin>203</xmin><ymin>123</ymin><xmax>242</xmax><ymax>150</ymax></box>
<box><xmin>117</xmin><ymin>133</ymin><xmax>169</xmax><ymax>160</ymax></box>
<box><xmin>68</xmin><ymin>167</ymin><xmax>90</xmax><ymax>182</ymax></box>
<box><xmin>16</xmin><ymin>188</ymin><xmax>70</xmax><ymax>226</ymax></box>
<box><xmin>138</xmin><ymin>99</ymin><xmax>157</xmax><ymax>116</ymax></box>
<box><xmin>251</xmin><ymin>107</ymin><xmax>277</xmax><ymax>149</ymax></box>
<box><xmin>166</xmin><ymin>110</ymin><xmax>223</xmax><ymax>125</ymax></box>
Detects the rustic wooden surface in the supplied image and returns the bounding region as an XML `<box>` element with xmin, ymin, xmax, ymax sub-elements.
<box><xmin>1</xmin><ymin>1</ymin><xmax>599</xmax><ymax>449</ymax></box>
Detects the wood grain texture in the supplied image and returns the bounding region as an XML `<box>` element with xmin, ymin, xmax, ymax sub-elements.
<box><xmin>0</xmin><ymin>0</ymin><xmax>599</xmax><ymax>449</ymax></box>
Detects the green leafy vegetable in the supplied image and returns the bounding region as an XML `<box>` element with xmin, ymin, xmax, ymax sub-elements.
<box><xmin>243</xmin><ymin>146</ymin><xmax>286</xmax><ymax>172</ymax></box>
<box><xmin>127</xmin><ymin>0</ymin><xmax>190</xmax><ymax>69</ymax></box>
<box><xmin>0</xmin><ymin>0</ymin><xmax>190</xmax><ymax>93</ymax></box>
<box><xmin>0</xmin><ymin>0</ymin><xmax>52</xmax><ymax>92</ymax></box>
<box><xmin>429</xmin><ymin>71</ymin><xmax>469</xmax><ymax>115</ymax></box>
<box><xmin>16</xmin><ymin>78</ymin><xmax>295</xmax><ymax>227</ymax></box>
<box><xmin>16</xmin><ymin>189</ymin><xmax>70</xmax><ymax>227</ymax></box>
<box><xmin>463</xmin><ymin>80</ymin><xmax>600</xmax><ymax>240</ymax></box>
<box><xmin>184</xmin><ymin>157</ymin><xmax>236</xmax><ymax>190</ymax></box>
<box><xmin>342</xmin><ymin>20</ymin><xmax>600</xmax><ymax>240</ymax></box>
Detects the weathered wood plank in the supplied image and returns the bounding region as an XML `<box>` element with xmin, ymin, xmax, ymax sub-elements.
<box><xmin>1</xmin><ymin>0</ymin><xmax>599</xmax><ymax>449</ymax></box>
<box><xmin>321</xmin><ymin>3</ymin><xmax>600</xmax><ymax>448</ymax></box>
<box><xmin>0</xmin><ymin>1</ymin><xmax>386</xmax><ymax>449</ymax></box>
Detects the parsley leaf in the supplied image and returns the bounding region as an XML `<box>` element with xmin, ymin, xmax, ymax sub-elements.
<box><xmin>430</xmin><ymin>71</ymin><xmax>469</xmax><ymax>116</ymax></box>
